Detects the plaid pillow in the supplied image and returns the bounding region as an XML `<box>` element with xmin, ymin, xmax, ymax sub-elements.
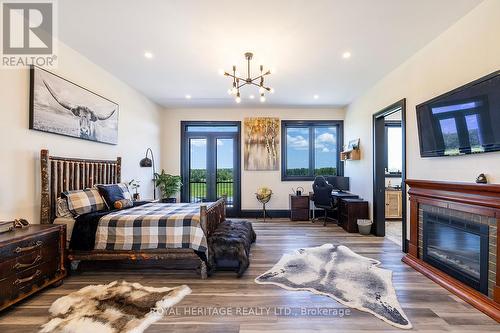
<box><xmin>56</xmin><ymin>197</ymin><xmax>73</xmax><ymax>218</ymax></box>
<box><xmin>63</xmin><ymin>188</ymin><xmax>106</xmax><ymax>216</ymax></box>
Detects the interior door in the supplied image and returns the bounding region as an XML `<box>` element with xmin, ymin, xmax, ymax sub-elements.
<box><xmin>181</xmin><ymin>122</ymin><xmax>241</xmax><ymax>217</ymax></box>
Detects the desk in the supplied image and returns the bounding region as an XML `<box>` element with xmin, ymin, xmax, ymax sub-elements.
<box><xmin>309</xmin><ymin>191</ymin><xmax>359</xmax><ymax>220</ymax></box>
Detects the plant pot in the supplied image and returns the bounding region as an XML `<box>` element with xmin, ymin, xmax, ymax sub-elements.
<box><xmin>357</xmin><ymin>219</ymin><xmax>373</xmax><ymax>235</ymax></box>
<box><xmin>133</xmin><ymin>193</ymin><xmax>140</xmax><ymax>201</ymax></box>
<box><xmin>161</xmin><ymin>197</ymin><xmax>177</xmax><ymax>203</ymax></box>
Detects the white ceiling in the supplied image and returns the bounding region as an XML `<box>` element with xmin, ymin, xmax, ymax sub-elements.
<box><xmin>58</xmin><ymin>0</ymin><xmax>482</xmax><ymax>108</ymax></box>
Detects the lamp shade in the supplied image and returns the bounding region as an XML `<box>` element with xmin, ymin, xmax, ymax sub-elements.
<box><xmin>139</xmin><ymin>157</ymin><xmax>152</xmax><ymax>167</ymax></box>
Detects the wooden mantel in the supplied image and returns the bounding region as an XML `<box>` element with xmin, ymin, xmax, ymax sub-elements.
<box><xmin>403</xmin><ymin>179</ymin><xmax>500</xmax><ymax>322</ymax></box>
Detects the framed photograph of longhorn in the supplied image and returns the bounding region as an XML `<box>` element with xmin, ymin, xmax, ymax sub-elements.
<box><xmin>29</xmin><ymin>66</ymin><xmax>119</xmax><ymax>145</ymax></box>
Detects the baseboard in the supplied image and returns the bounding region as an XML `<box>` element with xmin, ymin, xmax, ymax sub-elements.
<box><xmin>238</xmin><ymin>210</ymin><xmax>290</xmax><ymax>219</ymax></box>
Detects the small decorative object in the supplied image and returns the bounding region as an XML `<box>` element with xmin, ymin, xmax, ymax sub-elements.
<box><xmin>30</xmin><ymin>66</ymin><xmax>119</xmax><ymax>144</ymax></box>
<box><xmin>139</xmin><ymin>147</ymin><xmax>157</xmax><ymax>200</ymax></box>
<box><xmin>154</xmin><ymin>170</ymin><xmax>182</xmax><ymax>203</ymax></box>
<box><xmin>128</xmin><ymin>179</ymin><xmax>141</xmax><ymax>201</ymax></box>
<box><xmin>220</xmin><ymin>52</ymin><xmax>274</xmax><ymax>103</ymax></box>
<box><xmin>476</xmin><ymin>173</ymin><xmax>488</xmax><ymax>184</ymax></box>
<box><xmin>357</xmin><ymin>219</ymin><xmax>373</xmax><ymax>235</ymax></box>
<box><xmin>294</xmin><ymin>186</ymin><xmax>304</xmax><ymax>196</ymax></box>
<box><xmin>244</xmin><ymin>117</ymin><xmax>280</xmax><ymax>170</ymax></box>
<box><xmin>0</xmin><ymin>220</ymin><xmax>15</xmax><ymax>233</ymax></box>
<box><xmin>341</xmin><ymin>138</ymin><xmax>361</xmax><ymax>161</ymax></box>
<box><xmin>255</xmin><ymin>187</ymin><xmax>273</xmax><ymax>222</ymax></box>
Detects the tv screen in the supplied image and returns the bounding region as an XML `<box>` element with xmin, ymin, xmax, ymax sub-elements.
<box><xmin>416</xmin><ymin>71</ymin><xmax>500</xmax><ymax>157</ymax></box>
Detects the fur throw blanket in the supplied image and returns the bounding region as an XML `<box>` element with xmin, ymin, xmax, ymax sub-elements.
<box><xmin>40</xmin><ymin>281</ymin><xmax>191</xmax><ymax>333</ymax></box>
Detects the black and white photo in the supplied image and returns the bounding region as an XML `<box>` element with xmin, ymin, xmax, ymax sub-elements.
<box><xmin>29</xmin><ymin>66</ymin><xmax>119</xmax><ymax>144</ymax></box>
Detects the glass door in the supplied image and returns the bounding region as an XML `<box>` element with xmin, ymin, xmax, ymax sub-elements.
<box><xmin>181</xmin><ymin>122</ymin><xmax>241</xmax><ymax>216</ymax></box>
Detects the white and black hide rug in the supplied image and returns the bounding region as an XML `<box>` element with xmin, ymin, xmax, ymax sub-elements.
<box><xmin>40</xmin><ymin>281</ymin><xmax>191</xmax><ymax>333</ymax></box>
<box><xmin>255</xmin><ymin>244</ymin><xmax>412</xmax><ymax>329</ymax></box>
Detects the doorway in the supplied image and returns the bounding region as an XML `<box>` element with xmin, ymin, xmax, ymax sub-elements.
<box><xmin>181</xmin><ymin>121</ymin><xmax>241</xmax><ymax>217</ymax></box>
<box><xmin>372</xmin><ymin>99</ymin><xmax>407</xmax><ymax>252</ymax></box>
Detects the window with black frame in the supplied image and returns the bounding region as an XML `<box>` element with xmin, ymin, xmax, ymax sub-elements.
<box><xmin>385</xmin><ymin>121</ymin><xmax>402</xmax><ymax>177</ymax></box>
<box><xmin>281</xmin><ymin>120</ymin><xmax>343</xmax><ymax>181</ymax></box>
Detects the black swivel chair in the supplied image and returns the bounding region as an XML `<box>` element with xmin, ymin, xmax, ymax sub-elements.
<box><xmin>312</xmin><ymin>176</ymin><xmax>336</xmax><ymax>226</ymax></box>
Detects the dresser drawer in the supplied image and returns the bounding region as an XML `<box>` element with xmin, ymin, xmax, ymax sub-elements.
<box><xmin>0</xmin><ymin>230</ymin><xmax>59</xmax><ymax>262</ymax></box>
<box><xmin>0</xmin><ymin>259</ymin><xmax>59</xmax><ymax>308</ymax></box>
<box><xmin>0</xmin><ymin>243</ymin><xmax>59</xmax><ymax>280</ymax></box>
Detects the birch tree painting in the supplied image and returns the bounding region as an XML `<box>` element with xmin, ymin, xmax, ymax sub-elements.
<box><xmin>244</xmin><ymin>117</ymin><xmax>280</xmax><ymax>170</ymax></box>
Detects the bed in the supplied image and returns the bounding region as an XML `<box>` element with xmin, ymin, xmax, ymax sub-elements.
<box><xmin>40</xmin><ymin>149</ymin><xmax>226</xmax><ymax>279</ymax></box>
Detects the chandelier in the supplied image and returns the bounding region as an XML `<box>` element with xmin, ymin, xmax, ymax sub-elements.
<box><xmin>221</xmin><ymin>52</ymin><xmax>274</xmax><ymax>103</ymax></box>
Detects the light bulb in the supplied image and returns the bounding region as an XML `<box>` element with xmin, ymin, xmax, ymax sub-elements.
<box><xmin>231</xmin><ymin>87</ymin><xmax>238</xmax><ymax>95</ymax></box>
<box><xmin>260</xmin><ymin>95</ymin><xmax>266</xmax><ymax>103</ymax></box>
<box><xmin>259</xmin><ymin>86</ymin><xmax>265</xmax><ymax>94</ymax></box>
<box><xmin>270</xmin><ymin>68</ymin><xmax>276</xmax><ymax>74</ymax></box>
<box><xmin>270</xmin><ymin>88</ymin><xmax>275</xmax><ymax>94</ymax></box>
<box><xmin>235</xmin><ymin>96</ymin><xmax>241</xmax><ymax>103</ymax></box>
<box><xmin>227</xmin><ymin>89</ymin><xmax>233</xmax><ymax>95</ymax></box>
<box><xmin>218</xmin><ymin>68</ymin><xmax>225</xmax><ymax>76</ymax></box>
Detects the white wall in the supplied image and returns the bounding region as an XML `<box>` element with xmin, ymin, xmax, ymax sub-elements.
<box><xmin>161</xmin><ymin>108</ymin><xmax>345</xmax><ymax>210</ymax></box>
<box><xmin>0</xmin><ymin>41</ymin><xmax>162</xmax><ymax>224</ymax></box>
<box><xmin>344</xmin><ymin>0</ymin><xmax>500</xmax><ymax>233</ymax></box>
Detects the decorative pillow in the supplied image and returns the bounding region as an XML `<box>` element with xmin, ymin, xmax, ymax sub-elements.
<box><xmin>96</xmin><ymin>184</ymin><xmax>130</xmax><ymax>208</ymax></box>
<box><xmin>56</xmin><ymin>197</ymin><xmax>73</xmax><ymax>218</ymax></box>
<box><xmin>63</xmin><ymin>188</ymin><xmax>106</xmax><ymax>216</ymax></box>
<box><xmin>113</xmin><ymin>199</ymin><xmax>133</xmax><ymax>210</ymax></box>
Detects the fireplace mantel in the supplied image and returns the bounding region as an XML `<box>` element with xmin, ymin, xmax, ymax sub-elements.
<box><xmin>404</xmin><ymin>179</ymin><xmax>500</xmax><ymax>322</ymax></box>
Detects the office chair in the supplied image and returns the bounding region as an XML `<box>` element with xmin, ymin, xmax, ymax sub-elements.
<box><xmin>312</xmin><ymin>176</ymin><xmax>337</xmax><ymax>226</ymax></box>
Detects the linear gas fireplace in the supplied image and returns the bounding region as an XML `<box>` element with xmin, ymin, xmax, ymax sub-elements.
<box><xmin>422</xmin><ymin>209</ymin><xmax>489</xmax><ymax>294</ymax></box>
<box><xmin>404</xmin><ymin>180</ymin><xmax>499</xmax><ymax>321</ymax></box>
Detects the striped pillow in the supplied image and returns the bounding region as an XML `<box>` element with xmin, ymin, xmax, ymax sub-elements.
<box><xmin>63</xmin><ymin>188</ymin><xmax>106</xmax><ymax>216</ymax></box>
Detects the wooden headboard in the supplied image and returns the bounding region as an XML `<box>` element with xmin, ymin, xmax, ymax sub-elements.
<box><xmin>40</xmin><ymin>149</ymin><xmax>122</xmax><ymax>224</ymax></box>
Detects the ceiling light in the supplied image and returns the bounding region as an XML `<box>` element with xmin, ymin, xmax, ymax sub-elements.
<box><xmin>144</xmin><ymin>51</ymin><xmax>154</xmax><ymax>59</ymax></box>
<box><xmin>221</xmin><ymin>52</ymin><xmax>273</xmax><ymax>104</ymax></box>
<box><xmin>185</xmin><ymin>94</ymin><xmax>191</xmax><ymax>99</ymax></box>
<box><xmin>342</xmin><ymin>51</ymin><xmax>351</xmax><ymax>59</ymax></box>
<box><xmin>249</xmin><ymin>95</ymin><xmax>255</xmax><ymax>99</ymax></box>
<box><xmin>218</xmin><ymin>68</ymin><xmax>225</xmax><ymax>76</ymax></box>
<box><xmin>313</xmin><ymin>94</ymin><xmax>319</xmax><ymax>99</ymax></box>
<box><xmin>270</xmin><ymin>88</ymin><xmax>275</xmax><ymax>94</ymax></box>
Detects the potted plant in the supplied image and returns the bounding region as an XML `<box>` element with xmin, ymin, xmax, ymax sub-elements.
<box><xmin>128</xmin><ymin>179</ymin><xmax>141</xmax><ymax>201</ymax></box>
<box><xmin>154</xmin><ymin>170</ymin><xmax>182</xmax><ymax>203</ymax></box>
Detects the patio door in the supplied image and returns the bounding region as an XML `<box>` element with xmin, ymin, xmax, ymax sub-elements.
<box><xmin>181</xmin><ymin>122</ymin><xmax>241</xmax><ymax>217</ymax></box>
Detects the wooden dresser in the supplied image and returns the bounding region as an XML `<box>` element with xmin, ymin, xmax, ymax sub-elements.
<box><xmin>338</xmin><ymin>198</ymin><xmax>369</xmax><ymax>233</ymax></box>
<box><xmin>290</xmin><ymin>195</ymin><xmax>310</xmax><ymax>221</ymax></box>
<box><xmin>0</xmin><ymin>225</ymin><xmax>66</xmax><ymax>311</ymax></box>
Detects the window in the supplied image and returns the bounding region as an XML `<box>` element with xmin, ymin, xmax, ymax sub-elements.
<box><xmin>385</xmin><ymin>122</ymin><xmax>402</xmax><ymax>176</ymax></box>
<box><xmin>281</xmin><ymin>120</ymin><xmax>343</xmax><ymax>180</ymax></box>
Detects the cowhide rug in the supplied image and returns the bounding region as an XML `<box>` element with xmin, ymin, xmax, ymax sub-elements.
<box><xmin>40</xmin><ymin>281</ymin><xmax>191</xmax><ymax>333</ymax></box>
<box><xmin>255</xmin><ymin>244</ymin><xmax>412</xmax><ymax>329</ymax></box>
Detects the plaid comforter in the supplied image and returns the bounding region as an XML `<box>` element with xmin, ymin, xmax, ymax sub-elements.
<box><xmin>94</xmin><ymin>202</ymin><xmax>215</xmax><ymax>253</ymax></box>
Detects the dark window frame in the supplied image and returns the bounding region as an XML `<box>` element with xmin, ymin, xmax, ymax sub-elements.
<box><xmin>281</xmin><ymin>120</ymin><xmax>343</xmax><ymax>181</ymax></box>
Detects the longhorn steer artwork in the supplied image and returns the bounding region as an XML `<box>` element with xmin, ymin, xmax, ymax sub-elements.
<box><xmin>29</xmin><ymin>66</ymin><xmax>119</xmax><ymax>144</ymax></box>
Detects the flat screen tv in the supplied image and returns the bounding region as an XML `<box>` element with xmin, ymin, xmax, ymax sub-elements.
<box><xmin>416</xmin><ymin>71</ymin><xmax>500</xmax><ymax>157</ymax></box>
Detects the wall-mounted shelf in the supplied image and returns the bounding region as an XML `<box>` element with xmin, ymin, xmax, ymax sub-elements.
<box><xmin>340</xmin><ymin>149</ymin><xmax>360</xmax><ymax>161</ymax></box>
<box><xmin>341</xmin><ymin>138</ymin><xmax>361</xmax><ymax>161</ymax></box>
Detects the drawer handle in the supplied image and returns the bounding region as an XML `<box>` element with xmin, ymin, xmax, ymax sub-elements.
<box><xmin>13</xmin><ymin>270</ymin><xmax>41</xmax><ymax>286</ymax></box>
<box><xmin>14</xmin><ymin>255</ymin><xmax>42</xmax><ymax>269</ymax></box>
<box><xmin>14</xmin><ymin>240</ymin><xmax>43</xmax><ymax>253</ymax></box>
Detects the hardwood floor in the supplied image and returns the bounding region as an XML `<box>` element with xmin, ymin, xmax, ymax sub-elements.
<box><xmin>0</xmin><ymin>220</ymin><xmax>498</xmax><ymax>332</ymax></box>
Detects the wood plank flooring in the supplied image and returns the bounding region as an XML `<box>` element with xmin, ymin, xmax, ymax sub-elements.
<box><xmin>0</xmin><ymin>220</ymin><xmax>498</xmax><ymax>332</ymax></box>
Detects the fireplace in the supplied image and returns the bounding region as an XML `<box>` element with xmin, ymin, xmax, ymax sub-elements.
<box><xmin>422</xmin><ymin>210</ymin><xmax>489</xmax><ymax>294</ymax></box>
<box><xmin>404</xmin><ymin>179</ymin><xmax>500</xmax><ymax>321</ymax></box>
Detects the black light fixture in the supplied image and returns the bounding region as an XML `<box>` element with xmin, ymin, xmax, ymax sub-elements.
<box><xmin>140</xmin><ymin>148</ymin><xmax>156</xmax><ymax>200</ymax></box>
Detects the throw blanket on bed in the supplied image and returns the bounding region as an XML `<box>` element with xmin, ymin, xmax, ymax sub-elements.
<box><xmin>94</xmin><ymin>202</ymin><xmax>214</xmax><ymax>253</ymax></box>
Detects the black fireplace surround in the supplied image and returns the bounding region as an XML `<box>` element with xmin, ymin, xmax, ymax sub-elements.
<box><xmin>423</xmin><ymin>211</ymin><xmax>489</xmax><ymax>295</ymax></box>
